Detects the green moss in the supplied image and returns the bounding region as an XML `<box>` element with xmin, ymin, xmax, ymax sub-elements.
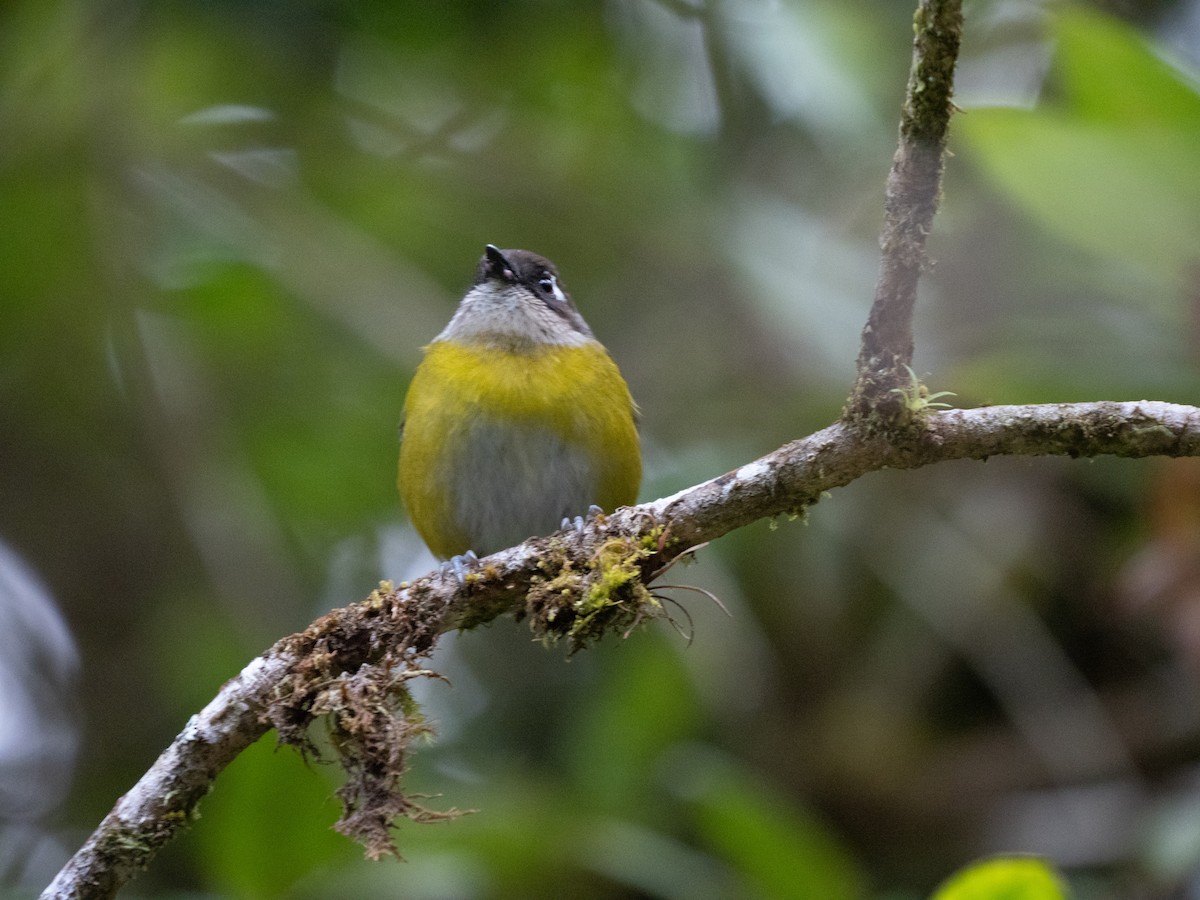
<box><xmin>889</xmin><ymin>365</ymin><xmax>956</xmax><ymax>418</ymax></box>
<box><xmin>526</xmin><ymin>534</ymin><xmax>662</xmax><ymax>652</ymax></box>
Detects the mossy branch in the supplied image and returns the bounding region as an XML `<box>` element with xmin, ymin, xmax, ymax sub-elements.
<box><xmin>41</xmin><ymin>400</ymin><xmax>1200</xmax><ymax>899</ymax></box>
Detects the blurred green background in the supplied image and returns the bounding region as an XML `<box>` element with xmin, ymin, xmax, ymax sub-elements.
<box><xmin>2</xmin><ymin>0</ymin><xmax>1199</xmax><ymax>897</ymax></box>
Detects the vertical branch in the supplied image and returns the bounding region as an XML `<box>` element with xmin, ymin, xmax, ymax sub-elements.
<box><xmin>846</xmin><ymin>0</ymin><xmax>963</xmax><ymax>424</ymax></box>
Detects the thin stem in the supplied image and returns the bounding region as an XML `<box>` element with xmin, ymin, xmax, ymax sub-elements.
<box><xmin>847</xmin><ymin>0</ymin><xmax>964</xmax><ymax>423</ymax></box>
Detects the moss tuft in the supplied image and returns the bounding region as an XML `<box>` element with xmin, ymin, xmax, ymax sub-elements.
<box><xmin>526</xmin><ymin>534</ymin><xmax>662</xmax><ymax>653</ymax></box>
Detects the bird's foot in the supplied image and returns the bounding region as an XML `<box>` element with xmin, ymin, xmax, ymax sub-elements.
<box><xmin>561</xmin><ymin>505</ymin><xmax>605</xmax><ymax>540</ymax></box>
<box><xmin>440</xmin><ymin>550</ymin><xmax>480</xmax><ymax>586</ymax></box>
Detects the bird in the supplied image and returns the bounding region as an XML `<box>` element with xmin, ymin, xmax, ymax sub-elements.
<box><xmin>398</xmin><ymin>244</ymin><xmax>641</xmax><ymax>565</ymax></box>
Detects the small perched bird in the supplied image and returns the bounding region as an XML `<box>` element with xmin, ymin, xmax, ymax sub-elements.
<box><xmin>398</xmin><ymin>245</ymin><xmax>641</xmax><ymax>562</ymax></box>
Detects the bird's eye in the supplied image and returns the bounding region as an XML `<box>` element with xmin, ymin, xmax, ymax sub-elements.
<box><xmin>535</xmin><ymin>273</ymin><xmax>567</xmax><ymax>305</ymax></box>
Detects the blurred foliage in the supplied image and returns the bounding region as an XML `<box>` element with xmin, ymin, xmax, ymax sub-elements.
<box><xmin>1</xmin><ymin>0</ymin><xmax>1199</xmax><ymax>897</ymax></box>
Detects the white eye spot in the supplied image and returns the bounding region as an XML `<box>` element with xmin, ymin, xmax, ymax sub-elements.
<box><xmin>538</xmin><ymin>275</ymin><xmax>567</xmax><ymax>304</ymax></box>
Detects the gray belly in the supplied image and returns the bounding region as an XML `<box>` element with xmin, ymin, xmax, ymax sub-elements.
<box><xmin>448</xmin><ymin>418</ymin><xmax>599</xmax><ymax>555</ymax></box>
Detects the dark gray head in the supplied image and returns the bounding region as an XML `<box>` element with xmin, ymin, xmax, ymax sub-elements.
<box><xmin>472</xmin><ymin>245</ymin><xmax>594</xmax><ymax>338</ymax></box>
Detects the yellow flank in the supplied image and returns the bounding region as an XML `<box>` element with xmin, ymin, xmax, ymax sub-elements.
<box><xmin>398</xmin><ymin>339</ymin><xmax>641</xmax><ymax>559</ymax></box>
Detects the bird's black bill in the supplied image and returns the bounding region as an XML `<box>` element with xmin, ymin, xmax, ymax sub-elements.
<box><xmin>483</xmin><ymin>244</ymin><xmax>516</xmax><ymax>283</ymax></box>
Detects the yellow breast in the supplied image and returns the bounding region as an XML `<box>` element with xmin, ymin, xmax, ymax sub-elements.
<box><xmin>398</xmin><ymin>339</ymin><xmax>641</xmax><ymax>559</ymax></box>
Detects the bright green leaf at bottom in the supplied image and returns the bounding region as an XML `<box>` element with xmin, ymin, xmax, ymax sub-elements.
<box><xmin>930</xmin><ymin>856</ymin><xmax>1067</xmax><ymax>900</ymax></box>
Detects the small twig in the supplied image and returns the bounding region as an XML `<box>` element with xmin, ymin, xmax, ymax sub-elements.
<box><xmin>655</xmin><ymin>583</ymin><xmax>731</xmax><ymax>618</ymax></box>
<box><xmin>847</xmin><ymin>0</ymin><xmax>964</xmax><ymax>423</ymax></box>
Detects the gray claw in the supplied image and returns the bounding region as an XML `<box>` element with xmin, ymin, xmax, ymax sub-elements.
<box><xmin>562</xmin><ymin>506</ymin><xmax>606</xmax><ymax>539</ymax></box>
<box><xmin>559</xmin><ymin>515</ymin><xmax>587</xmax><ymax>537</ymax></box>
<box><xmin>441</xmin><ymin>550</ymin><xmax>480</xmax><ymax>585</ymax></box>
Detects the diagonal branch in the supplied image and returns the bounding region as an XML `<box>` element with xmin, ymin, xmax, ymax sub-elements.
<box><xmin>41</xmin><ymin>401</ymin><xmax>1200</xmax><ymax>899</ymax></box>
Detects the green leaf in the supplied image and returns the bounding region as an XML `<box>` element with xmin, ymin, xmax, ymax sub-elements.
<box><xmin>930</xmin><ymin>857</ymin><xmax>1067</xmax><ymax>900</ymax></box>
<box><xmin>956</xmin><ymin>8</ymin><xmax>1200</xmax><ymax>292</ymax></box>
<box><xmin>564</xmin><ymin>633</ymin><xmax>701</xmax><ymax>811</ymax></box>
<box><xmin>688</xmin><ymin>754</ymin><xmax>866</xmax><ymax>900</ymax></box>
<box><xmin>191</xmin><ymin>734</ymin><xmax>353</xmax><ymax>898</ymax></box>
<box><xmin>957</xmin><ymin>111</ymin><xmax>1200</xmax><ymax>287</ymax></box>
<box><xmin>1053</xmin><ymin>7</ymin><xmax>1200</xmax><ymax>124</ymax></box>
